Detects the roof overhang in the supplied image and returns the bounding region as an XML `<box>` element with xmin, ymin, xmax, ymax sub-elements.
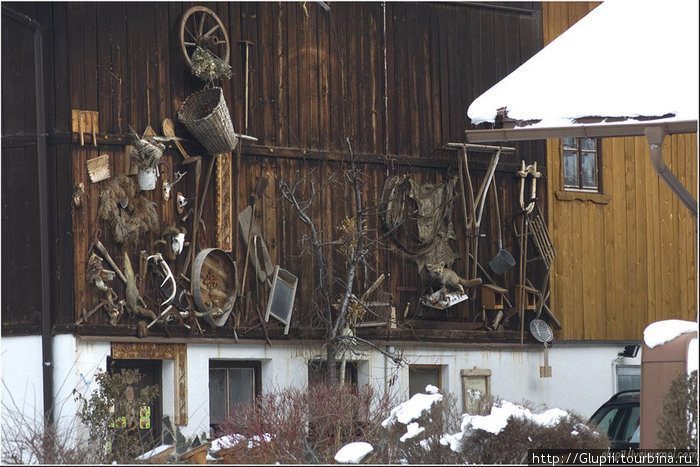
<box><xmin>465</xmin><ymin>119</ymin><xmax>698</xmax><ymax>143</ymax></box>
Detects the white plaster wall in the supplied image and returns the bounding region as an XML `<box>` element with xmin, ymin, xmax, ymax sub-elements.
<box><xmin>380</xmin><ymin>342</ymin><xmax>641</xmax><ymax>418</ymax></box>
<box><xmin>2</xmin><ymin>334</ymin><xmax>641</xmax><ymax>447</ymax></box>
<box><xmin>1</xmin><ymin>335</ymin><xmax>111</xmax><ymax>450</ymax></box>
<box><xmin>1</xmin><ymin>335</ymin><xmax>44</xmax><ymax>429</ymax></box>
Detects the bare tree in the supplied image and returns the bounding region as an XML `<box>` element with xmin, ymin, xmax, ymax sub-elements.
<box><xmin>278</xmin><ymin>138</ymin><xmax>402</xmax><ymax>384</ymax></box>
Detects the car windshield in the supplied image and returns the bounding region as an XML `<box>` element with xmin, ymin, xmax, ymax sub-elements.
<box><xmin>591</xmin><ymin>405</ymin><xmax>640</xmax><ymax>443</ymax></box>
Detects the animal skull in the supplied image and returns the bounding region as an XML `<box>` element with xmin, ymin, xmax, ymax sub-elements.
<box><xmin>176</xmin><ymin>192</ymin><xmax>187</xmax><ymax>214</ymax></box>
<box><xmin>162</xmin><ymin>171</ymin><xmax>186</xmax><ymax>201</ymax></box>
<box><xmin>172</xmin><ymin>232</ymin><xmax>185</xmax><ymax>256</ymax></box>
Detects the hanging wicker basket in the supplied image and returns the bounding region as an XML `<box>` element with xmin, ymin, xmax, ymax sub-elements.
<box><xmin>177</xmin><ymin>87</ymin><xmax>238</xmax><ymax>155</ymax></box>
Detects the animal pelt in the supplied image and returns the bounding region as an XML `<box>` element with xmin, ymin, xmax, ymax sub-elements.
<box><xmin>122</xmin><ymin>251</ymin><xmax>157</xmax><ymax>321</ymax></box>
<box><xmin>98</xmin><ymin>175</ymin><xmax>159</xmax><ymax>245</ymax></box>
<box><xmin>154</xmin><ymin>223</ymin><xmax>187</xmax><ymax>260</ymax></box>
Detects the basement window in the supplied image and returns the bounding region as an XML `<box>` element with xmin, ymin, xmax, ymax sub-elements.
<box><xmin>563</xmin><ymin>137</ymin><xmax>601</xmax><ymax>192</ymax></box>
<box><xmin>408</xmin><ymin>365</ymin><xmax>442</xmax><ymax>397</ymax></box>
<box><xmin>308</xmin><ymin>360</ymin><xmax>358</xmax><ymax>386</ymax></box>
<box><xmin>209</xmin><ymin>360</ymin><xmax>261</xmax><ymax>432</ymax></box>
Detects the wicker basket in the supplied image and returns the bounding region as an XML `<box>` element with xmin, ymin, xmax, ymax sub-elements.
<box><xmin>177</xmin><ymin>87</ymin><xmax>238</xmax><ymax>155</ymax></box>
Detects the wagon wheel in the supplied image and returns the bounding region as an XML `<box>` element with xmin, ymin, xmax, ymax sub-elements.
<box><xmin>179</xmin><ymin>6</ymin><xmax>230</xmax><ymax>69</ymax></box>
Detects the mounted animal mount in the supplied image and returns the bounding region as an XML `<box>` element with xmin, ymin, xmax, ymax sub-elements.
<box><xmin>154</xmin><ymin>223</ymin><xmax>188</xmax><ymax>261</ymax></box>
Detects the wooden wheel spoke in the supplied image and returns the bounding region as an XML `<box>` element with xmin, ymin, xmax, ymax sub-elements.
<box><xmin>197</xmin><ymin>11</ymin><xmax>206</xmax><ymax>38</ymax></box>
<box><xmin>203</xmin><ymin>23</ymin><xmax>221</xmax><ymax>38</ymax></box>
<box><xmin>184</xmin><ymin>25</ymin><xmax>197</xmax><ymax>42</ymax></box>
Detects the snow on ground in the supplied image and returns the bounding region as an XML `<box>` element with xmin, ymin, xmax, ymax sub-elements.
<box><xmin>643</xmin><ymin>319</ymin><xmax>698</xmax><ymax>349</ymax></box>
<box><xmin>334</xmin><ymin>441</ymin><xmax>374</xmax><ymax>464</ymax></box>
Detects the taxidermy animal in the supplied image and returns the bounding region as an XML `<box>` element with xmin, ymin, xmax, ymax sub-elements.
<box><xmin>123</xmin><ymin>251</ymin><xmax>157</xmax><ymax>321</ymax></box>
<box><xmin>425</xmin><ymin>262</ymin><xmax>482</xmax><ymax>294</ymax></box>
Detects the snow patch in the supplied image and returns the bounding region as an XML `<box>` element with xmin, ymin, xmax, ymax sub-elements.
<box><xmin>400</xmin><ymin>422</ymin><xmax>425</xmax><ymax>442</ymax></box>
<box><xmin>135</xmin><ymin>444</ymin><xmax>172</xmax><ymax>460</ymax></box>
<box><xmin>382</xmin><ymin>391</ymin><xmax>443</xmax><ymax>428</ymax></box>
<box><xmin>643</xmin><ymin>320</ymin><xmax>698</xmax><ymax>349</ymax></box>
<box><xmin>210</xmin><ymin>433</ymin><xmax>274</xmax><ymax>452</ymax></box>
<box><xmin>334</xmin><ymin>441</ymin><xmax>374</xmax><ymax>464</ymax></box>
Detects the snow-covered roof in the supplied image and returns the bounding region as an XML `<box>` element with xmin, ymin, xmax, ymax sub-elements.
<box><xmin>467</xmin><ymin>0</ymin><xmax>699</xmax><ymax>133</ymax></box>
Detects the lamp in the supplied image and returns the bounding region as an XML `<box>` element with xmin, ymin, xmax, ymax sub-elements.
<box><xmin>618</xmin><ymin>344</ymin><xmax>639</xmax><ymax>358</ymax></box>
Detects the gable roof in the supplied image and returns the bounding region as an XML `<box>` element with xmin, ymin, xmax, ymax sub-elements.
<box><xmin>466</xmin><ymin>0</ymin><xmax>699</xmax><ymax>140</ymax></box>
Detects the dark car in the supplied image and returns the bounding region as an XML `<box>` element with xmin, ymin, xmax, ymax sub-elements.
<box><xmin>589</xmin><ymin>390</ymin><xmax>640</xmax><ymax>451</ymax></box>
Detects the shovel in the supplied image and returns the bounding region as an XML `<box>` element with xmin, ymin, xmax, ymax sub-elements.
<box><xmin>488</xmin><ymin>178</ymin><xmax>515</xmax><ymax>275</ymax></box>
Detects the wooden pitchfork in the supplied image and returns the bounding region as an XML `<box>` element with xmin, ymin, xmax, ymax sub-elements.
<box><xmin>458</xmin><ymin>146</ymin><xmax>502</xmax><ymax>282</ymax></box>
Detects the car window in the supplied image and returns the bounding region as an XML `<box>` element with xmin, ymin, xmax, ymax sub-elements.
<box><xmin>591</xmin><ymin>405</ymin><xmax>639</xmax><ymax>443</ymax></box>
<box><xmin>591</xmin><ymin>407</ymin><xmax>619</xmax><ymax>435</ymax></box>
<box><xmin>619</xmin><ymin>406</ymin><xmax>640</xmax><ymax>442</ymax></box>
<box><xmin>630</xmin><ymin>425</ymin><xmax>640</xmax><ymax>443</ymax></box>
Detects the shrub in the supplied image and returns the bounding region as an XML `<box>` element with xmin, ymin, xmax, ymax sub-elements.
<box><xmin>215</xmin><ymin>382</ymin><xmax>395</xmax><ymax>464</ymax></box>
<box><xmin>450</xmin><ymin>403</ymin><xmax>609</xmax><ymax>464</ymax></box>
<box><xmin>657</xmin><ymin>370</ymin><xmax>698</xmax><ymax>449</ymax></box>
<box><xmin>380</xmin><ymin>387</ymin><xmax>608</xmax><ymax>465</ymax></box>
<box><xmin>73</xmin><ymin>367</ymin><xmax>159</xmax><ymax>463</ymax></box>
<box><xmin>379</xmin><ymin>390</ymin><xmax>463</xmax><ymax>464</ymax></box>
<box><xmin>0</xmin><ymin>413</ymin><xmax>98</xmax><ymax>465</ymax></box>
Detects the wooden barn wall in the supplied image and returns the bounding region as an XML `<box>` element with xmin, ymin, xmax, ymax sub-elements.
<box><xmin>2</xmin><ymin>2</ymin><xmax>74</xmax><ymax>333</ymax></box>
<box><xmin>543</xmin><ymin>2</ymin><xmax>698</xmax><ymax>341</ymax></box>
<box><xmin>2</xmin><ymin>2</ymin><xmax>549</xmax><ymax>337</ymax></box>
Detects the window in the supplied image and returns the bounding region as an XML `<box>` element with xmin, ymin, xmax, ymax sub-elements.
<box><xmin>616</xmin><ymin>365</ymin><xmax>641</xmax><ymax>392</ymax></box>
<box><xmin>562</xmin><ymin>137</ymin><xmax>601</xmax><ymax>192</ymax></box>
<box><xmin>209</xmin><ymin>361</ymin><xmax>261</xmax><ymax>431</ymax></box>
<box><xmin>408</xmin><ymin>365</ymin><xmax>442</xmax><ymax>397</ymax></box>
<box><xmin>308</xmin><ymin>360</ymin><xmax>358</xmax><ymax>386</ymax></box>
<box><xmin>461</xmin><ymin>368</ymin><xmax>492</xmax><ymax>414</ymax></box>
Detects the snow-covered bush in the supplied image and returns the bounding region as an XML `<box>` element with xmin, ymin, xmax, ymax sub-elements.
<box><xmin>442</xmin><ymin>399</ymin><xmax>609</xmax><ymax>464</ymax></box>
<box><xmin>378</xmin><ymin>385</ymin><xmax>463</xmax><ymax>464</ymax></box>
<box><xmin>375</xmin><ymin>385</ymin><xmax>608</xmax><ymax>464</ymax></box>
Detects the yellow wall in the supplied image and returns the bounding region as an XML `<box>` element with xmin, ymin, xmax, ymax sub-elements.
<box><xmin>543</xmin><ymin>3</ymin><xmax>698</xmax><ymax>340</ymax></box>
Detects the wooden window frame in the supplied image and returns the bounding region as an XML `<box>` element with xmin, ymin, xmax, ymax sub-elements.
<box><xmin>208</xmin><ymin>360</ymin><xmax>262</xmax><ymax>431</ymax></box>
<box><xmin>562</xmin><ymin>137</ymin><xmax>602</xmax><ymax>193</ymax></box>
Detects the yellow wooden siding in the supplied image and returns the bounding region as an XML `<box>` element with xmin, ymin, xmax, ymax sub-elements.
<box><xmin>543</xmin><ymin>3</ymin><xmax>698</xmax><ymax>340</ymax></box>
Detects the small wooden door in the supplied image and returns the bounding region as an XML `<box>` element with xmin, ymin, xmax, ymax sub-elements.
<box><xmin>109</xmin><ymin>358</ymin><xmax>162</xmax><ymax>452</ymax></box>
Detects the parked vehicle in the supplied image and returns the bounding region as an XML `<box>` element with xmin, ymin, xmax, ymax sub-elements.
<box><xmin>589</xmin><ymin>390</ymin><xmax>640</xmax><ymax>451</ymax></box>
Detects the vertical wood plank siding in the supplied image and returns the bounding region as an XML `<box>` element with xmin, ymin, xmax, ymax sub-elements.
<box><xmin>544</xmin><ymin>3</ymin><xmax>697</xmax><ymax>341</ymax></box>
<box><xmin>4</xmin><ymin>3</ymin><xmax>550</xmax><ymax>334</ymax></box>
